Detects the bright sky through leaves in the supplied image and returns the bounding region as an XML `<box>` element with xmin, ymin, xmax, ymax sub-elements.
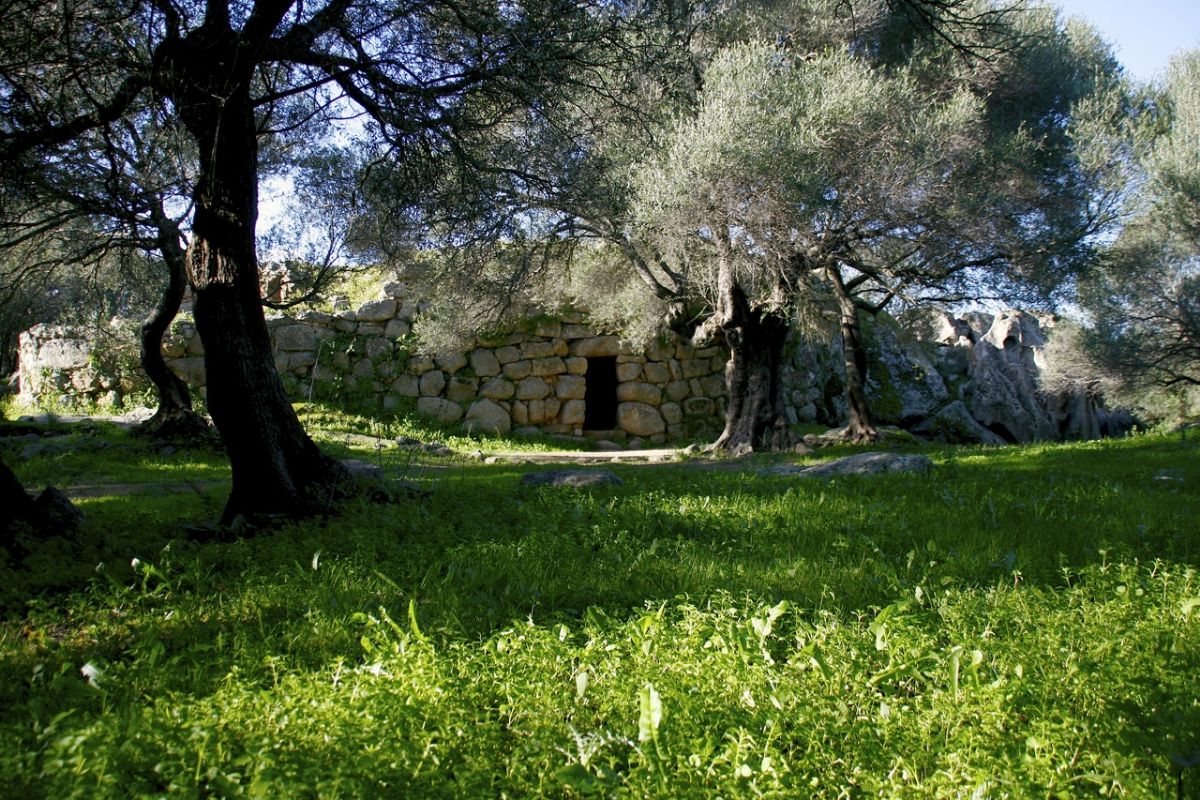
<box><xmin>1051</xmin><ymin>0</ymin><xmax>1199</xmax><ymax>81</ymax></box>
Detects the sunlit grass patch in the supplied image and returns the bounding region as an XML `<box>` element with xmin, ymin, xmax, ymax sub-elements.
<box><xmin>0</xmin><ymin>424</ymin><xmax>1197</xmax><ymax>797</ymax></box>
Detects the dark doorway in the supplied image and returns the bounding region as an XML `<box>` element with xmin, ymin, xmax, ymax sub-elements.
<box><xmin>583</xmin><ymin>356</ymin><xmax>618</xmax><ymax>430</ymax></box>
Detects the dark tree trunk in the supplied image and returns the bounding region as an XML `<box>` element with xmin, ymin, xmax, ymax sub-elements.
<box><xmin>159</xmin><ymin>17</ymin><xmax>349</xmax><ymax>525</ymax></box>
<box><xmin>1</xmin><ymin>456</ymin><xmax>38</xmax><ymax>551</ymax></box>
<box><xmin>135</xmin><ymin>208</ymin><xmax>211</xmax><ymax>440</ymax></box>
<box><xmin>830</xmin><ymin>270</ymin><xmax>878</xmax><ymax>444</ymax></box>
<box><xmin>711</xmin><ymin>254</ymin><xmax>793</xmax><ymax>453</ymax></box>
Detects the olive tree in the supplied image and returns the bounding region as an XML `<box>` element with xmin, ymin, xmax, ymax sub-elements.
<box><xmin>1082</xmin><ymin>51</ymin><xmax>1200</xmax><ymax>408</ymax></box>
<box><xmin>1</xmin><ymin>0</ymin><xmax>642</xmax><ymax>524</ymax></box>
<box><xmin>629</xmin><ymin>4</ymin><xmax>1126</xmax><ymax>446</ymax></box>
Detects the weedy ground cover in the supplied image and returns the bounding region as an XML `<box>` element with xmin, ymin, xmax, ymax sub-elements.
<box><xmin>0</xmin><ymin>417</ymin><xmax>1197</xmax><ymax>798</ymax></box>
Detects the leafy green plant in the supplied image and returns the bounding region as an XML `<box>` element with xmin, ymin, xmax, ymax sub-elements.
<box><xmin>0</xmin><ymin>422</ymin><xmax>1197</xmax><ymax>797</ymax></box>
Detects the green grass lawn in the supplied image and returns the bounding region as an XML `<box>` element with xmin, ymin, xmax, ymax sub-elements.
<box><xmin>1</xmin><ymin>418</ymin><xmax>1198</xmax><ymax>798</ymax></box>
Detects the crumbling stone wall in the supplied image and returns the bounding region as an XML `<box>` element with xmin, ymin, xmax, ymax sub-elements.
<box><xmin>17</xmin><ymin>283</ymin><xmax>735</xmax><ymax>443</ymax></box>
<box><xmin>14</xmin><ymin>283</ymin><xmax>1128</xmax><ymax>444</ymax></box>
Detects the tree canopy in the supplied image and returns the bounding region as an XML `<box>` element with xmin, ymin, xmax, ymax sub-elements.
<box><xmin>1082</xmin><ymin>50</ymin><xmax>1200</xmax><ymax>405</ymax></box>
<box><xmin>1</xmin><ymin>0</ymin><xmax>652</xmax><ymax>523</ymax></box>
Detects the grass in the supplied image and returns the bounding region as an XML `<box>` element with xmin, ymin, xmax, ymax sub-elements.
<box><xmin>0</xmin><ymin>417</ymin><xmax>1198</xmax><ymax>798</ymax></box>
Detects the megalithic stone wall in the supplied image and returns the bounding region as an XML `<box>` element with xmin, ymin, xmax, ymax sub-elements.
<box><xmin>14</xmin><ymin>283</ymin><xmax>1127</xmax><ymax>444</ymax></box>
<box><xmin>17</xmin><ymin>282</ymin><xmax>734</xmax><ymax>443</ymax></box>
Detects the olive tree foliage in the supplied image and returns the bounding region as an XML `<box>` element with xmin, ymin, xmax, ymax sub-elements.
<box><xmin>1079</xmin><ymin>52</ymin><xmax>1200</xmax><ymax>417</ymax></box>
<box><xmin>0</xmin><ymin>99</ymin><xmax>220</xmax><ymax>436</ymax></box>
<box><xmin>1</xmin><ymin>0</ymin><xmax>655</xmax><ymax>525</ymax></box>
<box><xmin>627</xmin><ymin>2</ymin><xmax>1127</xmax><ymax>444</ymax></box>
<box><xmin>396</xmin><ymin>0</ymin><xmax>1127</xmax><ymax>450</ymax></box>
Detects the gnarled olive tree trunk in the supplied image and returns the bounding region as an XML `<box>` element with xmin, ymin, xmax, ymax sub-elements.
<box><xmin>710</xmin><ymin>253</ymin><xmax>793</xmax><ymax>453</ymax></box>
<box><xmin>160</xmin><ymin>18</ymin><xmax>348</xmax><ymax>525</ymax></box>
<box><xmin>828</xmin><ymin>267</ymin><xmax>878</xmax><ymax>443</ymax></box>
<box><xmin>135</xmin><ymin>207</ymin><xmax>211</xmax><ymax>440</ymax></box>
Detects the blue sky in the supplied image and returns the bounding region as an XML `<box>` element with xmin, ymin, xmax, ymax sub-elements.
<box><xmin>1050</xmin><ymin>0</ymin><xmax>1199</xmax><ymax>81</ymax></box>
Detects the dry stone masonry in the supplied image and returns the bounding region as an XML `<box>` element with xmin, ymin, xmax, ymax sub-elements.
<box><xmin>15</xmin><ymin>283</ymin><xmax>1133</xmax><ymax>445</ymax></box>
<box><xmin>18</xmin><ymin>282</ymin><xmax>731</xmax><ymax>443</ymax></box>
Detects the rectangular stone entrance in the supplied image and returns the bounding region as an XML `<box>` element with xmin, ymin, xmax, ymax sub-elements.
<box><xmin>583</xmin><ymin>356</ymin><xmax>618</xmax><ymax>430</ymax></box>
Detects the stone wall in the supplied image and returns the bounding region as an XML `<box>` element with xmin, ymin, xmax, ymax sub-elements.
<box><xmin>18</xmin><ymin>283</ymin><xmax>732</xmax><ymax>443</ymax></box>
<box><xmin>14</xmin><ymin>284</ymin><xmax>1130</xmax><ymax>444</ymax></box>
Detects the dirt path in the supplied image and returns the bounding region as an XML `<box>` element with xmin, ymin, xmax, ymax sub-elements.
<box><xmin>60</xmin><ymin>479</ymin><xmax>230</xmax><ymax>499</ymax></box>
<box><xmin>481</xmin><ymin>447</ymin><xmax>686</xmax><ymax>464</ymax></box>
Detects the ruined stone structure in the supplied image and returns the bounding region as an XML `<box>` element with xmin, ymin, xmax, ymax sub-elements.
<box><xmin>13</xmin><ymin>282</ymin><xmax>1131</xmax><ymax>444</ymax></box>
<box><xmin>17</xmin><ymin>282</ymin><xmax>735</xmax><ymax>443</ymax></box>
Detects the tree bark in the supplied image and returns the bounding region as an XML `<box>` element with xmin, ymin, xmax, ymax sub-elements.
<box><xmin>829</xmin><ymin>269</ymin><xmax>878</xmax><ymax>443</ymax></box>
<box><xmin>159</xmin><ymin>18</ymin><xmax>349</xmax><ymax>525</ymax></box>
<box><xmin>710</xmin><ymin>251</ymin><xmax>793</xmax><ymax>453</ymax></box>
<box><xmin>135</xmin><ymin>208</ymin><xmax>212</xmax><ymax>440</ymax></box>
<box><xmin>1</xmin><ymin>456</ymin><xmax>38</xmax><ymax>552</ymax></box>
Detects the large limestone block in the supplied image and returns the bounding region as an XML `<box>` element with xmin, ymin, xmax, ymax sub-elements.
<box><xmin>417</xmin><ymin>397</ymin><xmax>463</xmax><ymax>423</ymax></box>
<box><xmin>618</xmin><ymin>402</ymin><xmax>666</xmax><ymax>436</ymax></box>
<box><xmin>391</xmin><ymin>374</ymin><xmax>420</xmax><ymax>397</ymax></box>
<box><xmin>530</xmin><ymin>357</ymin><xmax>567</xmax><ymax>376</ymax></box>
<box><xmin>419</xmin><ymin>370</ymin><xmax>446</xmax><ymax>396</ymax></box>
<box><xmin>527</xmin><ymin>398</ymin><xmax>561</xmax><ymax>424</ymax></box>
<box><xmin>275</xmin><ymin>324</ymin><xmax>318</xmax><ymax>351</ymax></box>
<box><xmin>556</xmin><ymin>375</ymin><xmax>586</xmax><ymax>400</ymax></box>
<box><xmin>22</xmin><ymin>328</ymin><xmax>88</xmax><ymax>371</ymax></box>
<box><xmin>495</xmin><ymin>345</ymin><xmax>521</xmax><ymax>364</ymax></box>
<box><xmin>570</xmin><ymin>336</ymin><xmax>620</xmax><ymax>358</ymax></box>
<box><xmin>503</xmin><ymin>360</ymin><xmax>533</xmax><ymax>380</ymax></box>
<box><xmin>435</xmin><ymin>351</ymin><xmax>468</xmax><ymax>374</ymax></box>
<box><xmin>515</xmin><ymin>376</ymin><xmax>551</xmax><ymax>400</ymax></box>
<box><xmin>561</xmin><ymin>399</ymin><xmax>586</xmax><ymax>426</ymax></box>
<box><xmin>356</xmin><ymin>298</ymin><xmax>397</xmax><ymax>322</ymax></box>
<box><xmin>521</xmin><ymin>340</ymin><xmax>557</xmax><ymax>359</ymax></box>
<box><xmin>480</xmin><ymin>376</ymin><xmax>516</xmax><ymax>400</ymax></box>
<box><xmin>642</xmin><ymin>362</ymin><xmax>671</xmax><ymax>384</ymax></box>
<box><xmin>470</xmin><ymin>348</ymin><xmax>501</xmax><ymax>377</ymax></box>
<box><xmin>617</xmin><ymin>382</ymin><xmax>662</xmax><ymax>405</ymax></box>
<box><xmin>447</xmin><ymin>376</ymin><xmax>480</xmax><ymax>403</ymax></box>
<box><xmin>463</xmin><ymin>399</ymin><xmax>512</xmax><ymax>434</ymax></box>
<box><xmin>566</xmin><ymin>357</ymin><xmax>588</xmax><ymax>375</ymax></box>
<box><xmin>616</xmin><ymin>362</ymin><xmax>642</xmax><ymax>382</ymax></box>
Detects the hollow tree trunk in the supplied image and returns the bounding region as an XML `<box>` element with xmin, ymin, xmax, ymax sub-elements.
<box><xmin>711</xmin><ymin>254</ymin><xmax>793</xmax><ymax>453</ymax></box>
<box><xmin>830</xmin><ymin>271</ymin><xmax>877</xmax><ymax>444</ymax></box>
<box><xmin>134</xmin><ymin>207</ymin><xmax>211</xmax><ymax>440</ymax></box>
<box><xmin>162</xmin><ymin>17</ymin><xmax>349</xmax><ymax>525</ymax></box>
